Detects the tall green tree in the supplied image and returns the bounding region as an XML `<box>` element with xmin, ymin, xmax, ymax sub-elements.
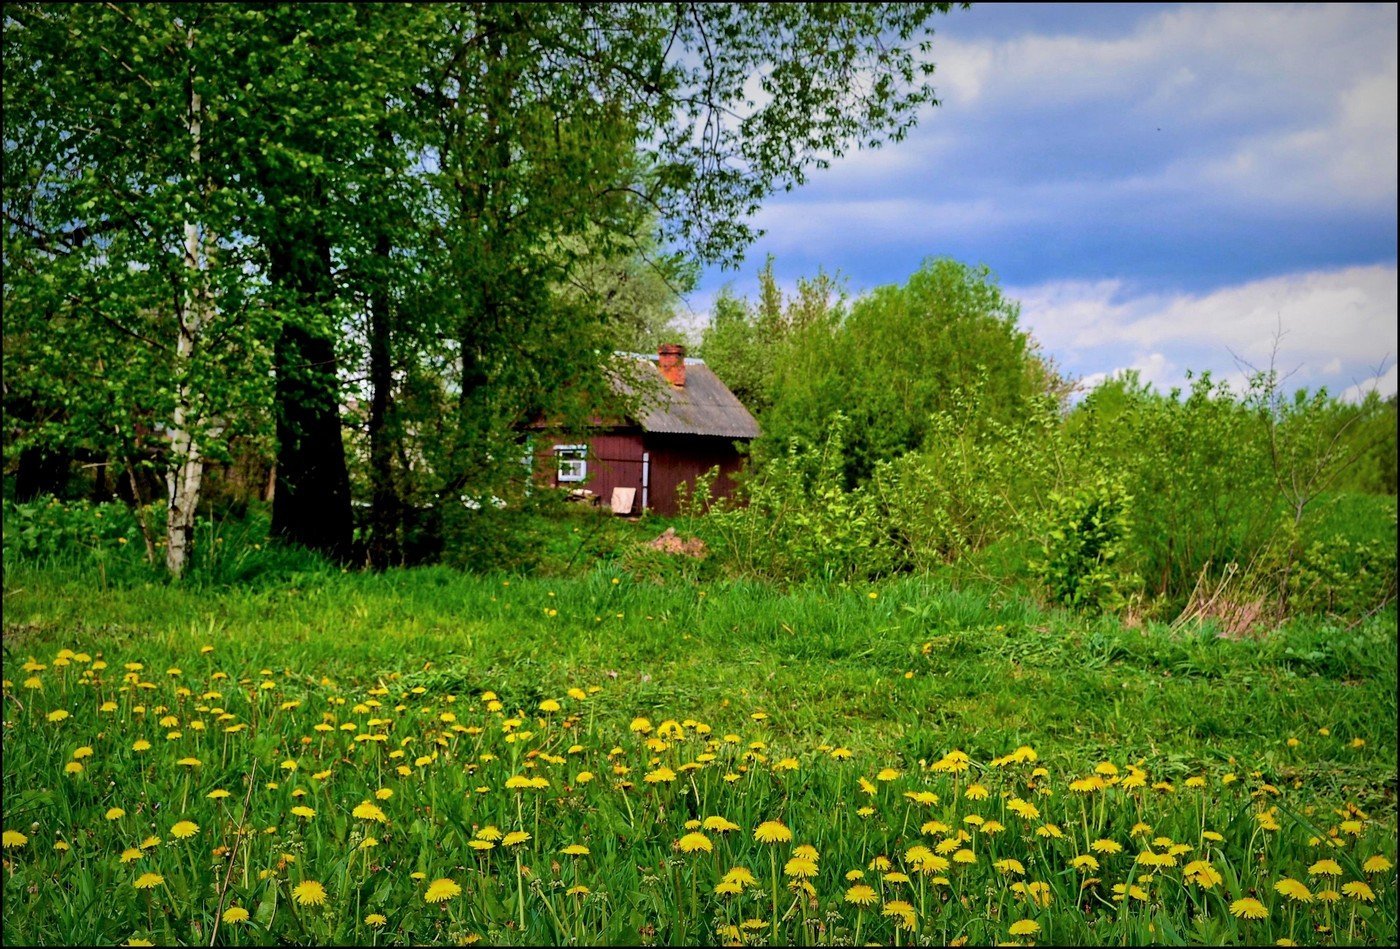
<box><xmin>749</xmin><ymin>258</ymin><xmax>1062</xmax><ymax>485</ymax></box>
<box><xmin>7</xmin><ymin>2</ymin><xmax>967</xmax><ymax>572</ymax></box>
<box><xmin>4</xmin><ymin>4</ymin><xmax>277</xmax><ymax>576</ymax></box>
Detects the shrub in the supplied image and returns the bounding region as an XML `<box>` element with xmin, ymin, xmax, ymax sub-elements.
<box><xmin>695</xmin><ymin>414</ymin><xmax>896</xmax><ymax>583</ymax></box>
<box><xmin>1031</xmin><ymin>474</ymin><xmax>1139</xmax><ymax>613</ymax></box>
<box><xmin>871</xmin><ymin>386</ymin><xmax>1075</xmax><ymax>571</ymax></box>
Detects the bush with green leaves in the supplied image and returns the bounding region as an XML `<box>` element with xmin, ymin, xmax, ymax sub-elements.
<box><xmin>1031</xmin><ymin>474</ymin><xmax>1140</xmax><ymax>613</ymax></box>
<box><xmin>1286</xmin><ymin>534</ymin><xmax>1398</xmax><ymax>619</ymax></box>
<box><xmin>693</xmin><ymin>415</ymin><xmax>895</xmax><ymax>583</ymax></box>
<box><xmin>870</xmin><ymin>383</ymin><xmax>1075</xmax><ymax>571</ymax></box>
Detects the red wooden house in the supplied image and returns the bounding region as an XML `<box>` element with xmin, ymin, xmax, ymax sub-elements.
<box><xmin>529</xmin><ymin>344</ymin><xmax>760</xmax><ymax>515</ymax></box>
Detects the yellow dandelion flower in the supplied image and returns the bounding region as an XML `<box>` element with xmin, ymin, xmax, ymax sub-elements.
<box><xmin>1275</xmin><ymin>878</ymin><xmax>1313</xmax><ymax>903</ymax></box>
<box><xmin>1229</xmin><ymin>897</ymin><xmax>1268</xmax><ymax>920</ymax></box>
<box><xmin>352</xmin><ymin>802</ymin><xmax>387</xmax><ymax>823</ymax></box>
<box><xmin>366</xmin><ymin>913</ymin><xmax>387</xmax><ymax>927</ymax></box>
<box><xmin>222</xmin><ymin>907</ymin><xmax>250</xmax><ymax>924</ymax></box>
<box><xmin>292</xmin><ymin>881</ymin><xmax>327</xmax><ymax>905</ymax></box>
<box><xmin>133</xmin><ymin>872</ymin><xmax>165</xmax><ymax>890</ymax></box>
<box><xmin>703</xmin><ymin>816</ymin><xmax>740</xmax><ymax>833</ymax></box>
<box><xmin>728</xmin><ymin>867</ymin><xmax>761</xmax><ymax>890</ymax></box>
<box><xmin>754</xmin><ymin>821</ymin><xmax>792</xmax><ymax>844</ymax></box>
<box><xmin>1342</xmin><ymin>881</ymin><xmax>1376</xmax><ymax>902</ymax></box>
<box><xmin>1091</xmin><ymin>839</ymin><xmax>1122</xmax><ymax>854</ymax></box>
<box><xmin>882</xmin><ymin>899</ymin><xmax>917</xmax><ymax>930</ymax></box>
<box><xmin>952</xmin><ymin>849</ymin><xmax>976</xmax><ymax>864</ymax></box>
<box><xmin>424</xmin><ymin>878</ymin><xmax>461</xmax><ymax>903</ymax></box>
<box><xmin>678</xmin><ymin>832</ymin><xmax>712</xmax><ymax>854</ymax></box>
<box><xmin>1309</xmin><ymin>859</ymin><xmax>1343</xmax><ymax>877</ymax></box>
<box><xmin>784</xmin><ymin>856</ymin><xmax>818</xmax><ymax>878</ymax></box>
<box><xmin>1009</xmin><ymin>920</ymin><xmax>1040</xmax><ymax>937</ymax></box>
<box><xmin>994</xmin><ymin>858</ymin><xmax>1026</xmax><ymax>876</ymax></box>
<box><xmin>1363</xmin><ymin>855</ymin><xmax>1393</xmax><ymax>874</ymax></box>
<box><xmin>502</xmin><ymin>831</ymin><xmax>530</xmax><ymax>847</ymax></box>
<box><xmin>170</xmin><ymin>821</ymin><xmax>199</xmax><ymax>840</ymax></box>
<box><xmin>291</xmin><ymin>806</ymin><xmax>315</xmax><ymax>819</ymax></box>
<box><xmin>845</xmin><ymin>884</ymin><xmax>878</xmax><ymax>905</ymax></box>
<box><xmin>1113</xmin><ymin>882</ymin><xmax>1149</xmax><ymax>902</ymax></box>
<box><xmin>106</xmin><ymin>808</ymin><xmax>126</xmax><ymax>821</ymax></box>
<box><xmin>1183</xmin><ymin>860</ymin><xmax>1222</xmax><ymax>888</ymax></box>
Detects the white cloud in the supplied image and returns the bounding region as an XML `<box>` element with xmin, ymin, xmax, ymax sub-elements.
<box><xmin>1014</xmin><ymin>264</ymin><xmax>1399</xmax><ymax>397</ymax></box>
<box><xmin>927</xmin><ymin>3</ymin><xmax>1398</xmax><ymax>208</ymax></box>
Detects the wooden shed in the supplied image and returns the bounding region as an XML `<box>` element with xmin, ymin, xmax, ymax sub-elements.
<box><xmin>529</xmin><ymin>345</ymin><xmax>760</xmax><ymax>516</ymax></box>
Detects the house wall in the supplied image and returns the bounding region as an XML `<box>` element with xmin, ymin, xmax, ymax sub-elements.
<box><xmin>643</xmin><ymin>433</ymin><xmax>746</xmax><ymax>516</ymax></box>
<box><xmin>534</xmin><ymin>432</ymin><xmax>646</xmax><ymax>510</ymax></box>
<box><xmin>533</xmin><ymin>432</ymin><xmax>749</xmax><ymax>516</ymax></box>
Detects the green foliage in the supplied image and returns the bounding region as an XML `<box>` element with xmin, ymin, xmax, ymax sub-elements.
<box><xmin>754</xmin><ymin>258</ymin><xmax>1060</xmax><ymax>485</ymax></box>
<box><xmin>1031</xmin><ymin>475</ymin><xmax>1140</xmax><ymax>614</ymax></box>
<box><xmin>697</xmin><ymin>415</ymin><xmax>896</xmax><ymax>582</ymax></box>
<box><xmin>1067</xmin><ymin>372</ymin><xmax>1280</xmax><ymax>609</ymax></box>
<box><xmin>6</xmin><ymin>3</ymin><xmax>964</xmax><ymax>572</ymax></box>
<box><xmin>1287</xmin><ymin>533</ymin><xmax>1398</xmax><ymax>619</ymax></box>
<box><xmin>870</xmin><ymin>382</ymin><xmax>1073</xmax><ymax>570</ymax></box>
<box><xmin>699</xmin><ymin>257</ymin><xmax>846</xmax><ymax>417</ymax></box>
<box><xmin>1</xmin><ymin>498</ymin><xmax>331</xmax><ymax>590</ymax></box>
<box><xmin>2</xmin><ymin>499</ymin><xmax>148</xmax><ymax>562</ymax></box>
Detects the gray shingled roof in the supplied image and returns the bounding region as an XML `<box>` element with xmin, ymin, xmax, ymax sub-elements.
<box><xmin>613</xmin><ymin>354</ymin><xmax>761</xmax><ymax>440</ymax></box>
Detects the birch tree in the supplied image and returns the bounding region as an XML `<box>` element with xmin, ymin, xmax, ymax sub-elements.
<box><xmin>3</xmin><ymin>4</ymin><xmax>273</xmax><ymax>577</ymax></box>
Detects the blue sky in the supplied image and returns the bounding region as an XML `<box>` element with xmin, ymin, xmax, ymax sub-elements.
<box><xmin>685</xmin><ymin>3</ymin><xmax>1398</xmax><ymax>400</ymax></box>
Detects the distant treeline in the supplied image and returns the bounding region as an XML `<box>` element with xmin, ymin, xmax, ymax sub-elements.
<box><xmin>690</xmin><ymin>257</ymin><xmax>1396</xmax><ymax>624</ymax></box>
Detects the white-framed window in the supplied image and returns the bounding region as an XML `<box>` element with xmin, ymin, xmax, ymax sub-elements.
<box><xmin>554</xmin><ymin>444</ymin><xmax>588</xmax><ymax>483</ymax></box>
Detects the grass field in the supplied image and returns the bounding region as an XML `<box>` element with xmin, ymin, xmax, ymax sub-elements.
<box><xmin>3</xmin><ymin>559</ymin><xmax>1396</xmax><ymax>945</ymax></box>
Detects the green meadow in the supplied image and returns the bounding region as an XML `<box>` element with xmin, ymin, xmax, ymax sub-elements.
<box><xmin>3</xmin><ymin>555</ymin><xmax>1395</xmax><ymax>946</ymax></box>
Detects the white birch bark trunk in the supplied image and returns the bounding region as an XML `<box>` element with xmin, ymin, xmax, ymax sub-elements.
<box><xmin>166</xmin><ymin>28</ymin><xmax>207</xmax><ymax>579</ymax></box>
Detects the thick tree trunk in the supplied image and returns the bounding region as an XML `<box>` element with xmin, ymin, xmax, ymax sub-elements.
<box><xmin>366</xmin><ymin>227</ymin><xmax>400</xmax><ymax>570</ymax></box>
<box><xmin>14</xmin><ymin>443</ymin><xmax>72</xmax><ymax>500</ymax></box>
<box><xmin>268</xmin><ymin>224</ymin><xmax>354</xmax><ymax>563</ymax></box>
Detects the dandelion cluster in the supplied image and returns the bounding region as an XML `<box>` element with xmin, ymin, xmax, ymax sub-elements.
<box><xmin>1</xmin><ymin>644</ymin><xmax>1394</xmax><ymax>946</ymax></box>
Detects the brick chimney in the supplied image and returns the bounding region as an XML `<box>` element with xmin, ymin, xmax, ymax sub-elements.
<box><xmin>657</xmin><ymin>343</ymin><xmax>686</xmax><ymax>387</ymax></box>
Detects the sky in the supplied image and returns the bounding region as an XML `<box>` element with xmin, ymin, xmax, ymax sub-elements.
<box><xmin>683</xmin><ymin>2</ymin><xmax>1398</xmax><ymax>401</ymax></box>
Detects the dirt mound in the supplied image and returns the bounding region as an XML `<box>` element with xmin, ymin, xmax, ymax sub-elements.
<box><xmin>645</xmin><ymin>527</ymin><xmax>708</xmax><ymax>558</ymax></box>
